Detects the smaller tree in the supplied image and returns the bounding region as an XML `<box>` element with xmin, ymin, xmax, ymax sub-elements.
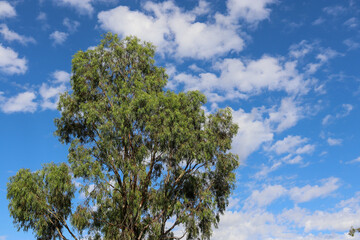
<box><xmin>7</xmin><ymin>163</ymin><xmax>77</xmax><ymax>240</ymax></box>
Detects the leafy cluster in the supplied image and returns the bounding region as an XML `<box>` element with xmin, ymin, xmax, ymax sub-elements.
<box><xmin>7</xmin><ymin>33</ymin><xmax>239</xmax><ymax>240</ymax></box>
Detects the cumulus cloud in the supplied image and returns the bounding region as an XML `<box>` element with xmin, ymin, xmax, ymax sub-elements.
<box><xmin>98</xmin><ymin>0</ymin><xmax>247</xmax><ymax>59</ymax></box>
<box><xmin>0</xmin><ymin>44</ymin><xmax>27</xmax><ymax>74</ymax></box>
<box><xmin>0</xmin><ymin>92</ymin><xmax>37</xmax><ymax>113</ymax></box>
<box><xmin>49</xmin><ymin>31</ymin><xmax>68</xmax><ymax>45</ymax></box>
<box><xmin>0</xmin><ymin>24</ymin><xmax>36</xmax><ymax>45</ymax></box>
<box><xmin>0</xmin><ymin>1</ymin><xmax>16</xmax><ymax>18</ymax></box>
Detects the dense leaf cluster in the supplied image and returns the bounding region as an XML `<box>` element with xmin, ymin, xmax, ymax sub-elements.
<box><xmin>7</xmin><ymin>33</ymin><xmax>239</xmax><ymax>240</ymax></box>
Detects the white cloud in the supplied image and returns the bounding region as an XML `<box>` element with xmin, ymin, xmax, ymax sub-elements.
<box><xmin>49</xmin><ymin>31</ymin><xmax>68</xmax><ymax>45</ymax></box>
<box><xmin>305</xmin><ymin>48</ymin><xmax>338</xmax><ymax>74</ymax></box>
<box><xmin>322</xmin><ymin>114</ymin><xmax>332</xmax><ymax>125</ymax></box>
<box><xmin>295</xmin><ymin>144</ymin><xmax>315</xmax><ymax>154</ymax></box>
<box><xmin>0</xmin><ymin>24</ymin><xmax>36</xmax><ymax>45</ymax></box>
<box><xmin>343</xmin><ymin>39</ymin><xmax>360</xmax><ymax>50</ymax></box>
<box><xmin>191</xmin><ymin>0</ymin><xmax>210</xmax><ymax>15</ymax></box>
<box><xmin>57</xmin><ymin>0</ymin><xmax>93</xmax><ymax>15</ymax></box>
<box><xmin>39</xmin><ymin>84</ymin><xmax>67</xmax><ymax>110</ymax></box>
<box><xmin>288</xmin><ymin>177</ymin><xmax>340</xmax><ymax>203</ymax></box>
<box><xmin>98</xmin><ymin>1</ymin><xmax>245</xmax><ymax>59</ymax></box>
<box><xmin>344</xmin><ymin>17</ymin><xmax>358</xmax><ymax>28</ymax></box>
<box><xmin>244</xmin><ymin>185</ymin><xmax>287</xmax><ymax>209</ymax></box>
<box><xmin>52</xmin><ymin>70</ymin><xmax>70</xmax><ymax>83</ymax></box>
<box><xmin>37</xmin><ymin>12</ymin><xmax>47</xmax><ymax>21</ymax></box>
<box><xmin>0</xmin><ymin>92</ymin><xmax>37</xmax><ymax>113</ymax></box>
<box><xmin>63</xmin><ymin>18</ymin><xmax>80</xmax><ymax>32</ymax></box>
<box><xmin>327</xmin><ymin>137</ymin><xmax>342</xmax><ymax>146</ymax></box>
<box><xmin>268</xmin><ymin>97</ymin><xmax>304</xmax><ymax>132</ymax></box>
<box><xmin>348</xmin><ymin>156</ymin><xmax>360</xmax><ymax>164</ymax></box>
<box><xmin>226</xmin><ymin>0</ymin><xmax>277</xmax><ymax>24</ymax></box>
<box><xmin>338</xmin><ymin>104</ymin><xmax>353</xmax><ymax>117</ymax></box>
<box><xmin>231</xmin><ymin>107</ymin><xmax>273</xmax><ymax>161</ymax></box>
<box><xmin>218</xmin><ymin>57</ymin><xmax>309</xmax><ymax>95</ymax></box>
<box><xmin>0</xmin><ymin>1</ymin><xmax>16</xmax><ymax>18</ymax></box>
<box><xmin>322</xmin><ymin>104</ymin><xmax>353</xmax><ymax>125</ymax></box>
<box><xmin>323</xmin><ymin>5</ymin><xmax>347</xmax><ymax>16</ymax></box>
<box><xmin>269</xmin><ymin>135</ymin><xmax>308</xmax><ymax>155</ymax></box>
<box><xmin>213</xmin><ymin>208</ymin><xmax>354</xmax><ymax>240</ymax></box>
<box><xmin>230</xmin><ymin>97</ymin><xmax>306</xmax><ymax>163</ymax></box>
<box><xmin>171</xmin><ymin>56</ymin><xmax>311</xmax><ymax>103</ymax></box>
<box><xmin>210</xmin><ymin>180</ymin><xmax>358</xmax><ymax>239</ymax></box>
<box><xmin>282</xmin><ymin>206</ymin><xmax>360</xmax><ymax>233</ymax></box>
<box><xmin>312</xmin><ymin>17</ymin><xmax>325</xmax><ymax>25</ymax></box>
<box><xmin>289</xmin><ymin>40</ymin><xmax>313</xmax><ymax>59</ymax></box>
<box><xmin>39</xmin><ymin>70</ymin><xmax>70</xmax><ymax>110</ymax></box>
<box><xmin>0</xmin><ymin>44</ymin><xmax>27</xmax><ymax>74</ymax></box>
<box><xmin>255</xmin><ymin>161</ymin><xmax>282</xmax><ymax>179</ymax></box>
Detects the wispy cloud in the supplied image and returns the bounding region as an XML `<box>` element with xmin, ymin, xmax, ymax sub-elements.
<box><xmin>322</xmin><ymin>104</ymin><xmax>353</xmax><ymax>125</ymax></box>
<box><xmin>0</xmin><ymin>24</ymin><xmax>36</xmax><ymax>45</ymax></box>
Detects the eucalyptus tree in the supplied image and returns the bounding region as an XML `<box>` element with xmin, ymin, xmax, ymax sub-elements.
<box><xmin>7</xmin><ymin>33</ymin><xmax>239</xmax><ymax>240</ymax></box>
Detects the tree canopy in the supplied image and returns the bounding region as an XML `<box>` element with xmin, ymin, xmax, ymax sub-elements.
<box><xmin>7</xmin><ymin>33</ymin><xmax>239</xmax><ymax>240</ymax></box>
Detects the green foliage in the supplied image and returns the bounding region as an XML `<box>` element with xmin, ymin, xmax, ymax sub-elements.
<box><xmin>349</xmin><ymin>226</ymin><xmax>360</xmax><ymax>237</ymax></box>
<box><xmin>7</xmin><ymin>163</ymin><xmax>75</xmax><ymax>240</ymax></box>
<box><xmin>7</xmin><ymin>33</ymin><xmax>239</xmax><ymax>240</ymax></box>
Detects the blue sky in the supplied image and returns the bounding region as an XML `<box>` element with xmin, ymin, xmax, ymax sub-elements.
<box><xmin>1</xmin><ymin>0</ymin><xmax>360</xmax><ymax>239</ymax></box>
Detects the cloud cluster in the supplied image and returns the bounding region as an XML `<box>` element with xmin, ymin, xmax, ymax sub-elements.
<box><xmin>211</xmin><ymin>179</ymin><xmax>359</xmax><ymax>240</ymax></box>
<box><xmin>244</xmin><ymin>177</ymin><xmax>339</xmax><ymax>210</ymax></box>
<box><xmin>0</xmin><ymin>71</ymin><xmax>70</xmax><ymax>114</ymax></box>
<box><xmin>98</xmin><ymin>0</ymin><xmax>275</xmax><ymax>59</ymax></box>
